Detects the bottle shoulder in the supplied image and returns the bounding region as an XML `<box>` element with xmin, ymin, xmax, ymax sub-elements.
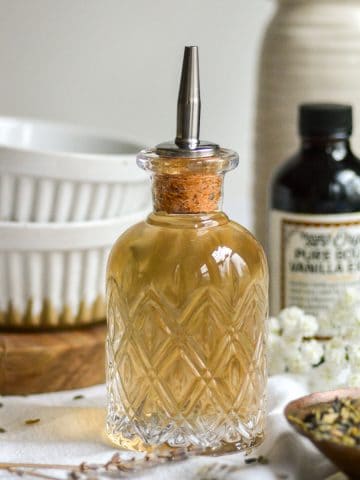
<box><xmin>271</xmin><ymin>151</ymin><xmax>360</xmax><ymax>213</ymax></box>
<box><xmin>107</xmin><ymin>215</ymin><xmax>268</xmax><ymax>281</ymax></box>
<box><xmin>110</xmin><ymin>216</ymin><xmax>264</xmax><ymax>254</ymax></box>
<box><xmin>227</xmin><ymin>219</ymin><xmax>267</xmax><ymax>258</ymax></box>
<box><xmin>273</xmin><ymin>151</ymin><xmax>360</xmax><ymax>183</ymax></box>
<box><xmin>108</xmin><ymin>220</ymin><xmax>147</xmax><ymax>258</ymax></box>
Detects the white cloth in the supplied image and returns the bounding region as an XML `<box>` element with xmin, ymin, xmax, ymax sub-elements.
<box><xmin>0</xmin><ymin>375</ymin><xmax>339</xmax><ymax>480</ymax></box>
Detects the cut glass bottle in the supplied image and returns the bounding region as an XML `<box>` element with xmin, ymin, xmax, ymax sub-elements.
<box><xmin>106</xmin><ymin>46</ymin><xmax>268</xmax><ymax>454</ymax></box>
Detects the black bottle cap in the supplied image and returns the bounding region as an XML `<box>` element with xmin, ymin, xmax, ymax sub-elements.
<box><xmin>299</xmin><ymin>103</ymin><xmax>352</xmax><ymax>137</ymax></box>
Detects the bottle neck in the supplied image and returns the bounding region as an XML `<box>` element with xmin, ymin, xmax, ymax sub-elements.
<box><xmin>300</xmin><ymin>135</ymin><xmax>352</xmax><ymax>158</ymax></box>
<box><xmin>151</xmin><ymin>172</ymin><xmax>224</xmax><ymax>214</ymax></box>
<box><xmin>137</xmin><ymin>147</ymin><xmax>238</xmax><ymax>215</ymax></box>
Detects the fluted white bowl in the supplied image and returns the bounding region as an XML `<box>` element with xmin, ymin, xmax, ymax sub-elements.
<box><xmin>0</xmin><ymin>209</ymin><xmax>148</xmax><ymax>329</ymax></box>
<box><xmin>0</xmin><ymin>116</ymin><xmax>150</xmax><ymax>222</ymax></box>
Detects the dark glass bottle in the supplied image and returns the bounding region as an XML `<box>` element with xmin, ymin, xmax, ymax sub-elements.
<box><xmin>270</xmin><ymin>104</ymin><xmax>360</xmax><ymax>317</ymax></box>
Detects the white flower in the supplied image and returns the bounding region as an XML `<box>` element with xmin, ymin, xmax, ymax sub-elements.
<box><xmin>320</xmin><ymin>288</ymin><xmax>360</xmax><ymax>338</ymax></box>
<box><xmin>300</xmin><ymin>340</ymin><xmax>324</xmax><ymax>367</ymax></box>
<box><xmin>268</xmin><ymin>332</ymin><xmax>281</xmax><ymax>350</ymax></box>
<box><xmin>269</xmin><ymin>316</ymin><xmax>281</xmax><ymax>335</ymax></box>
<box><xmin>268</xmin><ymin>290</ymin><xmax>360</xmax><ymax>386</ymax></box>
<box><xmin>298</xmin><ymin>313</ymin><xmax>319</xmax><ymax>339</ymax></box>
<box><xmin>278</xmin><ymin>307</ymin><xmax>302</xmax><ymax>340</ymax></box>
<box><xmin>284</xmin><ymin>342</ymin><xmax>311</xmax><ymax>374</ymax></box>
<box><xmin>324</xmin><ymin>338</ymin><xmax>347</xmax><ymax>367</ymax></box>
<box><xmin>279</xmin><ymin>307</ymin><xmax>318</xmax><ymax>341</ymax></box>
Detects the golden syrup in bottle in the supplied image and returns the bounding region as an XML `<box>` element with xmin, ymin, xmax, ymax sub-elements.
<box><xmin>106</xmin><ymin>46</ymin><xmax>268</xmax><ymax>454</ymax></box>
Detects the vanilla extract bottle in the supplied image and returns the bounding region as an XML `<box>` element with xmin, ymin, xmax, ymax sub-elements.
<box><xmin>270</xmin><ymin>104</ymin><xmax>360</xmax><ymax>316</ymax></box>
<box><xmin>106</xmin><ymin>46</ymin><xmax>268</xmax><ymax>454</ymax></box>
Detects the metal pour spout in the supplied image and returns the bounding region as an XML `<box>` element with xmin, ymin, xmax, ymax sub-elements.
<box><xmin>175</xmin><ymin>46</ymin><xmax>201</xmax><ymax>149</ymax></box>
<box><xmin>155</xmin><ymin>45</ymin><xmax>218</xmax><ymax>157</ymax></box>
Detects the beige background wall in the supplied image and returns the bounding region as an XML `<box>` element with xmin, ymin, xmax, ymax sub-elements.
<box><xmin>0</xmin><ymin>0</ymin><xmax>274</xmax><ymax>229</ymax></box>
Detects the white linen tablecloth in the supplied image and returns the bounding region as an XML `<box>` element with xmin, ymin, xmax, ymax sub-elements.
<box><xmin>0</xmin><ymin>375</ymin><xmax>342</xmax><ymax>479</ymax></box>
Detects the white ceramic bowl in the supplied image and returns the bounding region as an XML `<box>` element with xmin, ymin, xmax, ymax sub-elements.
<box><xmin>0</xmin><ymin>117</ymin><xmax>150</xmax><ymax>222</ymax></box>
<box><xmin>0</xmin><ymin>209</ymin><xmax>147</xmax><ymax>329</ymax></box>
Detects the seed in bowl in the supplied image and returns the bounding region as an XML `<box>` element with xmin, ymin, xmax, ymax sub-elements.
<box><xmin>289</xmin><ymin>397</ymin><xmax>360</xmax><ymax>446</ymax></box>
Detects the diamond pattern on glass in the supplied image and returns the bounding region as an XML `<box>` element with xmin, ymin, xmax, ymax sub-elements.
<box><xmin>107</xmin><ymin>269</ymin><xmax>267</xmax><ymax>452</ymax></box>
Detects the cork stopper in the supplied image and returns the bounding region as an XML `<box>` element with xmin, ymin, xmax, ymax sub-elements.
<box><xmin>153</xmin><ymin>172</ymin><xmax>222</xmax><ymax>214</ymax></box>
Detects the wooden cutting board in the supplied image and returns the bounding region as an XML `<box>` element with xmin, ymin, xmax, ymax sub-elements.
<box><xmin>0</xmin><ymin>323</ymin><xmax>106</xmax><ymax>395</ymax></box>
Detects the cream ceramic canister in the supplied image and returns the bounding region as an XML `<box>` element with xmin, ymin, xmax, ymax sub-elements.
<box><xmin>254</xmin><ymin>0</ymin><xmax>360</xmax><ymax>247</ymax></box>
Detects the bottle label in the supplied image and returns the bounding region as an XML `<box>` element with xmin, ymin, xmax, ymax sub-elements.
<box><xmin>270</xmin><ymin>210</ymin><xmax>360</xmax><ymax>316</ymax></box>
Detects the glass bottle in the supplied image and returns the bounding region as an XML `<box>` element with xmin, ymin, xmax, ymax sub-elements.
<box><xmin>270</xmin><ymin>104</ymin><xmax>360</xmax><ymax>317</ymax></box>
<box><xmin>106</xmin><ymin>46</ymin><xmax>268</xmax><ymax>454</ymax></box>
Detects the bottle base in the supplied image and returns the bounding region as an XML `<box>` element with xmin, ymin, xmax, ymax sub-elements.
<box><xmin>106</xmin><ymin>430</ymin><xmax>264</xmax><ymax>456</ymax></box>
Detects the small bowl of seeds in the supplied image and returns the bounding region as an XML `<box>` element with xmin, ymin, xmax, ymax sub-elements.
<box><xmin>285</xmin><ymin>388</ymin><xmax>360</xmax><ymax>479</ymax></box>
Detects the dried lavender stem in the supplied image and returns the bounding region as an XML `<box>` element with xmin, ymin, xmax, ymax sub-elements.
<box><xmin>0</xmin><ymin>463</ymin><xmax>78</xmax><ymax>471</ymax></box>
<box><xmin>6</xmin><ymin>467</ymin><xmax>63</xmax><ymax>480</ymax></box>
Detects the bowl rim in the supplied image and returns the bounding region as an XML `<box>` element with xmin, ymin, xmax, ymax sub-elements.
<box><xmin>0</xmin><ymin>209</ymin><xmax>149</xmax><ymax>250</ymax></box>
<box><xmin>0</xmin><ymin>115</ymin><xmax>143</xmax><ymax>156</ymax></box>
<box><xmin>0</xmin><ymin>116</ymin><xmax>147</xmax><ymax>182</ymax></box>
